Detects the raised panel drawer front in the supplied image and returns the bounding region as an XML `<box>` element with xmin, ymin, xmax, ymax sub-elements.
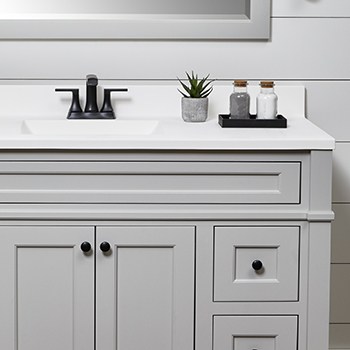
<box><xmin>214</xmin><ymin>226</ymin><xmax>300</xmax><ymax>301</ymax></box>
<box><xmin>0</xmin><ymin>161</ymin><xmax>301</xmax><ymax>204</ymax></box>
<box><xmin>213</xmin><ymin>316</ymin><xmax>298</xmax><ymax>350</ymax></box>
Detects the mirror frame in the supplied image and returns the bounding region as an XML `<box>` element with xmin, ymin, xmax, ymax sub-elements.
<box><xmin>0</xmin><ymin>0</ymin><xmax>270</xmax><ymax>39</ymax></box>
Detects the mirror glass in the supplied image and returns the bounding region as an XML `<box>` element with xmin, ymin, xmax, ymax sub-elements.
<box><xmin>1</xmin><ymin>0</ymin><xmax>247</xmax><ymax>15</ymax></box>
<box><xmin>0</xmin><ymin>0</ymin><xmax>270</xmax><ymax>39</ymax></box>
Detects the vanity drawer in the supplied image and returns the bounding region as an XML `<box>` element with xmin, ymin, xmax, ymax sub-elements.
<box><xmin>214</xmin><ymin>226</ymin><xmax>300</xmax><ymax>301</ymax></box>
<box><xmin>213</xmin><ymin>316</ymin><xmax>298</xmax><ymax>350</ymax></box>
<box><xmin>0</xmin><ymin>161</ymin><xmax>300</xmax><ymax>204</ymax></box>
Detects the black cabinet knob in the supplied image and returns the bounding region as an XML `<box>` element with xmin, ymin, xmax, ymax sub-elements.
<box><xmin>80</xmin><ymin>241</ymin><xmax>92</xmax><ymax>252</ymax></box>
<box><xmin>252</xmin><ymin>259</ymin><xmax>263</xmax><ymax>271</ymax></box>
<box><xmin>100</xmin><ymin>241</ymin><xmax>111</xmax><ymax>252</ymax></box>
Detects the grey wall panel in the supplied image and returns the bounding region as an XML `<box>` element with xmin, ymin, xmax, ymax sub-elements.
<box><xmin>304</xmin><ymin>82</ymin><xmax>350</xmax><ymax>142</ymax></box>
<box><xmin>333</xmin><ymin>143</ymin><xmax>350</xmax><ymax>203</ymax></box>
<box><xmin>329</xmin><ymin>324</ymin><xmax>350</xmax><ymax>349</ymax></box>
<box><xmin>331</xmin><ymin>204</ymin><xmax>350</xmax><ymax>264</ymax></box>
<box><xmin>330</xmin><ymin>264</ymin><xmax>350</xmax><ymax>323</ymax></box>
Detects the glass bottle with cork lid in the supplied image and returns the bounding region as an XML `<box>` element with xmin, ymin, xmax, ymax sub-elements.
<box><xmin>256</xmin><ymin>81</ymin><xmax>278</xmax><ymax>119</ymax></box>
<box><xmin>229</xmin><ymin>80</ymin><xmax>250</xmax><ymax>119</ymax></box>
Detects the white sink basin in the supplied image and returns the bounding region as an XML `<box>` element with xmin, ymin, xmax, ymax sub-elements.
<box><xmin>21</xmin><ymin>119</ymin><xmax>160</xmax><ymax>135</ymax></box>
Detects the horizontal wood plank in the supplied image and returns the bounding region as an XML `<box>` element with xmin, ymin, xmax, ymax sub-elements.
<box><xmin>331</xmin><ymin>205</ymin><xmax>350</xmax><ymax>263</ymax></box>
<box><xmin>330</xmin><ymin>324</ymin><xmax>350</xmax><ymax>349</ymax></box>
<box><xmin>333</xmin><ymin>144</ymin><xmax>350</xmax><ymax>202</ymax></box>
<box><xmin>272</xmin><ymin>0</ymin><xmax>350</xmax><ymax>17</ymax></box>
<box><xmin>330</xmin><ymin>264</ymin><xmax>350</xmax><ymax>323</ymax></box>
<box><xmin>304</xmin><ymin>81</ymin><xmax>350</xmax><ymax>142</ymax></box>
<box><xmin>0</xmin><ymin>18</ymin><xmax>349</xmax><ymax>80</ymax></box>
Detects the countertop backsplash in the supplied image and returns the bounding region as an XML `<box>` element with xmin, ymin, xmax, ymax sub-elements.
<box><xmin>0</xmin><ymin>81</ymin><xmax>305</xmax><ymax>121</ymax></box>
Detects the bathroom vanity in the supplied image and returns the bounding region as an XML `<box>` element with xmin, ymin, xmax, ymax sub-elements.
<box><xmin>0</xmin><ymin>86</ymin><xmax>335</xmax><ymax>350</ymax></box>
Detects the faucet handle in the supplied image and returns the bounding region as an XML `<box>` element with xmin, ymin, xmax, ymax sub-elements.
<box><xmin>86</xmin><ymin>74</ymin><xmax>98</xmax><ymax>86</ymax></box>
<box><xmin>100</xmin><ymin>88</ymin><xmax>128</xmax><ymax>117</ymax></box>
<box><xmin>55</xmin><ymin>88</ymin><xmax>83</xmax><ymax>118</ymax></box>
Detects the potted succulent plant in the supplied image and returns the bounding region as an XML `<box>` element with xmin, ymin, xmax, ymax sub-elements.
<box><xmin>178</xmin><ymin>71</ymin><xmax>214</xmax><ymax>122</ymax></box>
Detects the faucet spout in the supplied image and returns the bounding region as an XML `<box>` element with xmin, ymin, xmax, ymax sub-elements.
<box><xmin>85</xmin><ymin>74</ymin><xmax>99</xmax><ymax>113</ymax></box>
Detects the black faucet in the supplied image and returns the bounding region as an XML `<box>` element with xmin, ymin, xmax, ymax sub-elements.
<box><xmin>55</xmin><ymin>74</ymin><xmax>128</xmax><ymax>119</ymax></box>
<box><xmin>85</xmin><ymin>74</ymin><xmax>99</xmax><ymax>113</ymax></box>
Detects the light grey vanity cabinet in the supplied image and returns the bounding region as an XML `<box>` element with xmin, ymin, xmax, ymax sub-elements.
<box><xmin>0</xmin><ymin>149</ymin><xmax>333</xmax><ymax>350</ymax></box>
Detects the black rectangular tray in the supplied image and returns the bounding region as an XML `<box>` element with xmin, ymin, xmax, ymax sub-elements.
<box><xmin>218</xmin><ymin>114</ymin><xmax>287</xmax><ymax>128</ymax></box>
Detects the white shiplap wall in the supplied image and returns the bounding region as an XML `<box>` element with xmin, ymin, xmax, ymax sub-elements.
<box><xmin>0</xmin><ymin>1</ymin><xmax>349</xmax><ymax>348</ymax></box>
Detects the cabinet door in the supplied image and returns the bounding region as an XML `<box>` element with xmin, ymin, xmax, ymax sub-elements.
<box><xmin>96</xmin><ymin>226</ymin><xmax>195</xmax><ymax>350</ymax></box>
<box><xmin>0</xmin><ymin>226</ymin><xmax>94</xmax><ymax>350</ymax></box>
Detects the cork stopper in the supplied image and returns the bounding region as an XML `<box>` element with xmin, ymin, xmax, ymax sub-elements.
<box><xmin>234</xmin><ymin>80</ymin><xmax>248</xmax><ymax>87</ymax></box>
<box><xmin>260</xmin><ymin>81</ymin><xmax>274</xmax><ymax>88</ymax></box>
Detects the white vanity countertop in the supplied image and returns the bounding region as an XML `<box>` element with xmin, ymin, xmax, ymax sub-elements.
<box><xmin>0</xmin><ymin>84</ymin><xmax>335</xmax><ymax>150</ymax></box>
<box><xmin>0</xmin><ymin>115</ymin><xmax>335</xmax><ymax>150</ymax></box>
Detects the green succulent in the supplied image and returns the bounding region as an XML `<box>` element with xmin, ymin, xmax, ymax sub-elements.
<box><xmin>177</xmin><ymin>71</ymin><xmax>214</xmax><ymax>98</ymax></box>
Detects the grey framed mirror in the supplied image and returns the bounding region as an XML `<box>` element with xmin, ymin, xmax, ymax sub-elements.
<box><xmin>0</xmin><ymin>0</ymin><xmax>270</xmax><ymax>39</ymax></box>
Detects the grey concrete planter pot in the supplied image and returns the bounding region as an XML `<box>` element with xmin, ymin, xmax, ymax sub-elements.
<box><xmin>181</xmin><ymin>97</ymin><xmax>209</xmax><ymax>122</ymax></box>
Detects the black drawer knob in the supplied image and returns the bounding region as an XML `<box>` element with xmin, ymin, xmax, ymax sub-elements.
<box><xmin>100</xmin><ymin>241</ymin><xmax>111</xmax><ymax>252</ymax></box>
<box><xmin>80</xmin><ymin>241</ymin><xmax>92</xmax><ymax>252</ymax></box>
<box><xmin>252</xmin><ymin>259</ymin><xmax>263</xmax><ymax>271</ymax></box>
